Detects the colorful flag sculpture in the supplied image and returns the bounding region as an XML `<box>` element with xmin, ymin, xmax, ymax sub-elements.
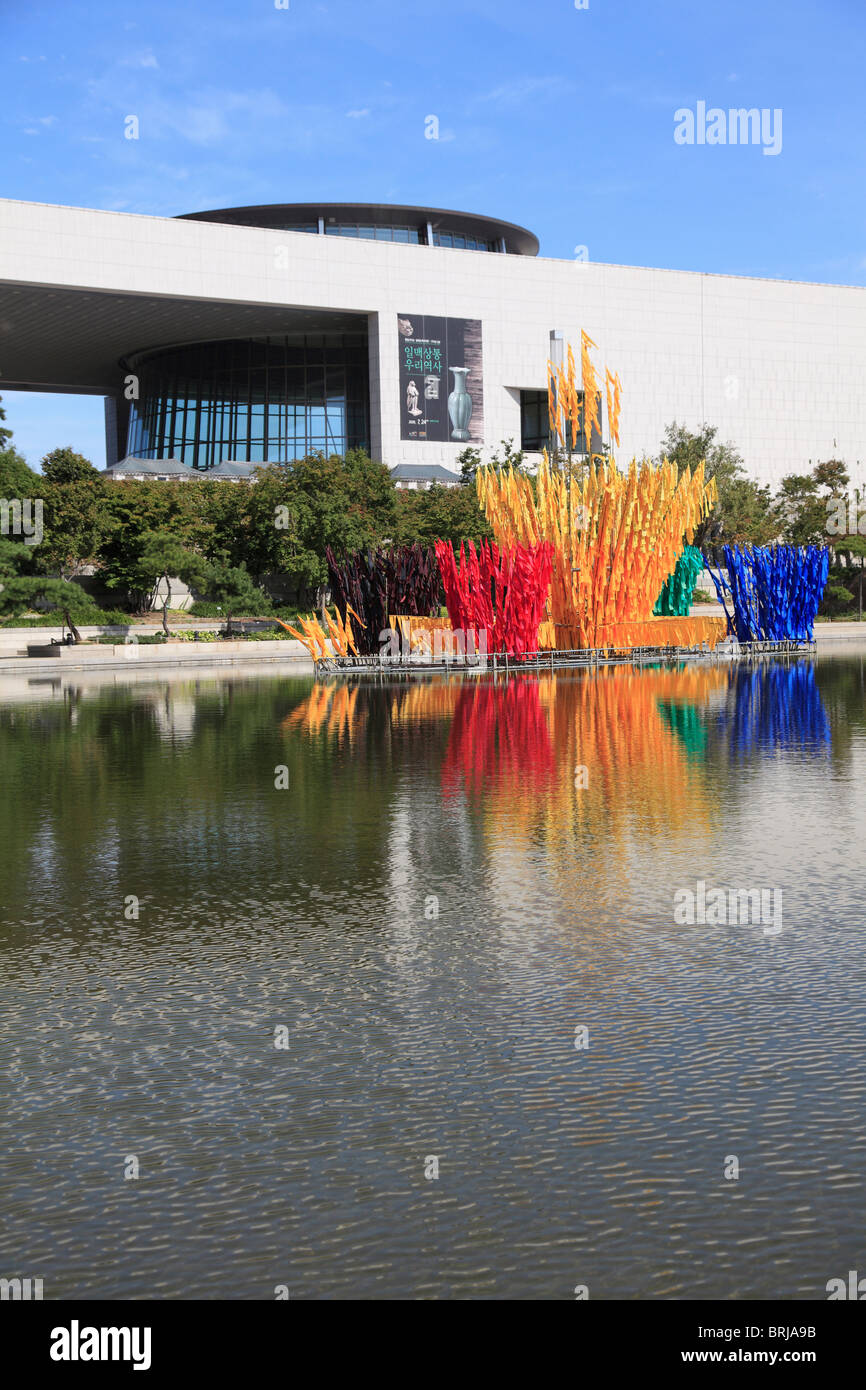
<box><xmin>277</xmin><ymin>605</ymin><xmax>360</xmax><ymax>661</ymax></box>
<box><xmin>605</xmin><ymin>368</ymin><xmax>622</xmax><ymax>449</ymax></box>
<box><xmin>704</xmin><ymin>545</ymin><xmax>829</xmax><ymax>642</ymax></box>
<box><xmin>326</xmin><ymin>544</ymin><xmax>441</xmax><ymax>654</ymax></box>
<box><xmin>476</xmin><ymin>453</ymin><xmax>719</xmax><ymax>649</ymax></box>
<box><xmin>580</xmin><ymin>330</ymin><xmax>602</xmax><ymax>455</ymax></box>
<box><xmin>434</xmin><ymin>538</ymin><xmax>554</xmax><ymax>656</ymax></box>
<box><xmin>654</xmin><ymin>545</ymin><xmax>706</xmax><ymax>616</ymax></box>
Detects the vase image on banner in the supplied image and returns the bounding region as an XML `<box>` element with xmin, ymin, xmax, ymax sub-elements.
<box><xmin>448</xmin><ymin>367</ymin><xmax>473</xmax><ymax>440</ymax></box>
<box><xmin>398</xmin><ymin>314</ymin><xmax>483</xmax><ymax>442</ymax></box>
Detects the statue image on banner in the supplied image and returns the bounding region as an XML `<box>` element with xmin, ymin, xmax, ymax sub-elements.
<box><xmin>398</xmin><ymin>314</ymin><xmax>484</xmax><ymax>443</ymax></box>
<box><xmin>406</xmin><ymin>379</ymin><xmax>422</xmax><ymax>418</ymax></box>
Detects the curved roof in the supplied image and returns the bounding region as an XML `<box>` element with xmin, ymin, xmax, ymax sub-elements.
<box><xmin>177</xmin><ymin>202</ymin><xmax>539</xmax><ymax>256</ymax></box>
<box><xmin>107</xmin><ymin>456</ymin><xmax>259</xmax><ymax>479</ymax></box>
<box><xmin>108</xmin><ymin>456</ymin><xmax>189</xmax><ymax>475</ymax></box>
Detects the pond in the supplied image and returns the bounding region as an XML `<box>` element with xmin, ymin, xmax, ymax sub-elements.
<box><xmin>1</xmin><ymin>655</ymin><xmax>864</xmax><ymax>1299</ymax></box>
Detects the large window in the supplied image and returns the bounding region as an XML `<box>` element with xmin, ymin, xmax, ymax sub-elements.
<box><xmin>325</xmin><ymin>223</ymin><xmax>422</xmax><ymax>243</ymax></box>
<box><xmin>520</xmin><ymin>390</ymin><xmax>550</xmax><ymax>452</ymax></box>
<box><xmin>246</xmin><ymin>221</ymin><xmax>500</xmax><ymax>250</ymax></box>
<box><xmin>125</xmin><ymin>334</ymin><xmax>369</xmax><ymax>468</ymax></box>
<box><xmin>520</xmin><ymin>389</ymin><xmax>604</xmax><ymax>453</ymax></box>
<box><xmin>432</xmin><ymin>230</ymin><xmax>497</xmax><ymax>251</ymax></box>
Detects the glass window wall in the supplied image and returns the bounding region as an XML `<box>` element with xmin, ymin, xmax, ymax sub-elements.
<box><xmin>125</xmin><ymin>333</ymin><xmax>369</xmax><ymax>469</ymax></box>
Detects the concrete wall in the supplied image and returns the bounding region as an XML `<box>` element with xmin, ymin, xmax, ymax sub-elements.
<box><xmin>2</xmin><ymin>197</ymin><xmax>865</xmax><ymax>488</ymax></box>
<box><xmin>0</xmin><ymin>638</ymin><xmax>312</xmax><ymax>669</ymax></box>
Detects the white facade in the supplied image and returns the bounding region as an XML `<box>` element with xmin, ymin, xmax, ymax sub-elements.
<box><xmin>1</xmin><ymin>196</ymin><xmax>865</xmax><ymax>488</ymax></box>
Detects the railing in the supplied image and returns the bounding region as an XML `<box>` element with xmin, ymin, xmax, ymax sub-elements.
<box><xmin>312</xmin><ymin>636</ymin><xmax>817</xmax><ymax>678</ymax></box>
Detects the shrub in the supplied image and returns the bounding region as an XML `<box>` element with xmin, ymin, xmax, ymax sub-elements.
<box><xmin>819</xmin><ymin>581</ymin><xmax>855</xmax><ymax>617</ymax></box>
<box><xmin>3</xmin><ymin>606</ymin><xmax>133</xmax><ymax>628</ymax></box>
<box><xmin>188</xmin><ymin>601</ymin><xmax>225</xmax><ymax>617</ymax></box>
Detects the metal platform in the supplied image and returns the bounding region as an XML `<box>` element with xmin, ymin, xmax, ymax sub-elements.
<box><xmin>312</xmin><ymin>637</ymin><xmax>817</xmax><ymax>678</ymax></box>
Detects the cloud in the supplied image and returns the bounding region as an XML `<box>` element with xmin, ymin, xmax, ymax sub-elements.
<box><xmin>604</xmin><ymin>78</ymin><xmax>688</xmax><ymax>109</ymax></box>
<box><xmin>123</xmin><ymin>52</ymin><xmax>159</xmax><ymax>69</ymax></box>
<box><xmin>476</xmin><ymin>75</ymin><xmax>575</xmax><ymax>106</ymax></box>
<box><xmin>346</xmin><ymin>108</ymin><xmax>370</xmax><ymax>119</ymax></box>
<box><xmin>182</xmin><ymin>105</ymin><xmax>230</xmax><ymax>144</ymax></box>
<box><xmin>97</xmin><ymin>88</ymin><xmax>294</xmax><ymax>147</ymax></box>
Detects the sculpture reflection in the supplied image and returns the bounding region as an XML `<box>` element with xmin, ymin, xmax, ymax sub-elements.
<box><xmin>285</xmin><ymin>660</ymin><xmax>832</xmax><ymax>852</ymax></box>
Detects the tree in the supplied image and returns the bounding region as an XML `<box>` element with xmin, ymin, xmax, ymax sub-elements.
<box><xmin>135</xmin><ymin>530</ymin><xmax>210</xmax><ymax>636</ymax></box>
<box><xmin>659</xmin><ymin>421</ymin><xmax>779</xmax><ymax>548</ymax></box>
<box><xmin>0</xmin><ymin>395</ymin><xmax>13</xmax><ymax>449</ymax></box>
<box><xmin>0</xmin><ymin>444</ymin><xmax>40</xmax><ymax>501</ymax></box>
<box><xmin>232</xmin><ymin>465</ymin><xmax>322</xmax><ymax>595</ymax></box>
<box><xmin>775</xmin><ymin>460</ymin><xmax>854</xmax><ymax>548</ymax></box>
<box><xmin>41</xmin><ymin>447</ymin><xmax>99</xmax><ymax>485</ymax></box>
<box><xmin>243</xmin><ymin>452</ymin><xmax>398</xmax><ymax>602</ymax></box>
<box><xmin>100</xmin><ymin>482</ymin><xmax>205</xmax><ymax>609</ymax></box>
<box><xmin>0</xmin><ymin>575</ymin><xmax>95</xmax><ymax>642</ymax></box>
<box><xmin>775</xmin><ymin>473</ymin><xmax>826</xmax><ymax>545</ymax></box>
<box><xmin>203</xmin><ymin>559</ymin><xmax>269</xmax><ymax>636</ymax></box>
<box><xmin>834</xmin><ymin>534</ymin><xmax>866</xmax><ymax>619</ymax></box>
<box><xmin>713</xmin><ymin>477</ymin><xmax>780</xmax><ymax>546</ymax></box>
<box><xmin>34</xmin><ymin>478</ymin><xmax>105</xmax><ymax>580</ymax></box>
<box><xmin>821</xmin><ymin>580</ymin><xmax>856</xmax><ymax>617</ymax></box>
<box><xmin>660</xmin><ymin>421</ymin><xmax>745</xmax><ymax>485</ymax></box>
<box><xmin>457</xmin><ymin>447</ymin><xmax>483</xmax><ymax>485</ymax></box>
<box><xmin>458</xmin><ymin>438</ymin><xmax>527</xmax><ymax>486</ymax></box>
<box><xmin>282</xmin><ymin>451</ymin><xmax>397</xmax><ymax>561</ymax></box>
<box><xmin>0</xmin><ymin>536</ymin><xmax>34</xmax><ymax>580</ymax></box>
<box><xmin>813</xmin><ymin>458</ymin><xmax>849</xmax><ymax>497</ymax></box>
<box><xmin>394</xmin><ymin>481</ymin><xmax>492</xmax><ymax>548</ymax></box>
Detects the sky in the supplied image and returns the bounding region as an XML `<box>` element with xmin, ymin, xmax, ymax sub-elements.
<box><xmin>2</xmin><ymin>0</ymin><xmax>864</xmax><ymax>469</ymax></box>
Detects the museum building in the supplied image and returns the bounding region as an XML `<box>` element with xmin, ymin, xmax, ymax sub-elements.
<box><xmin>1</xmin><ymin>197</ymin><xmax>864</xmax><ymax>488</ymax></box>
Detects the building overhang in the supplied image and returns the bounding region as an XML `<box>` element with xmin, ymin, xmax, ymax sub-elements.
<box><xmin>0</xmin><ymin>280</ymin><xmax>368</xmax><ymax>395</ymax></box>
